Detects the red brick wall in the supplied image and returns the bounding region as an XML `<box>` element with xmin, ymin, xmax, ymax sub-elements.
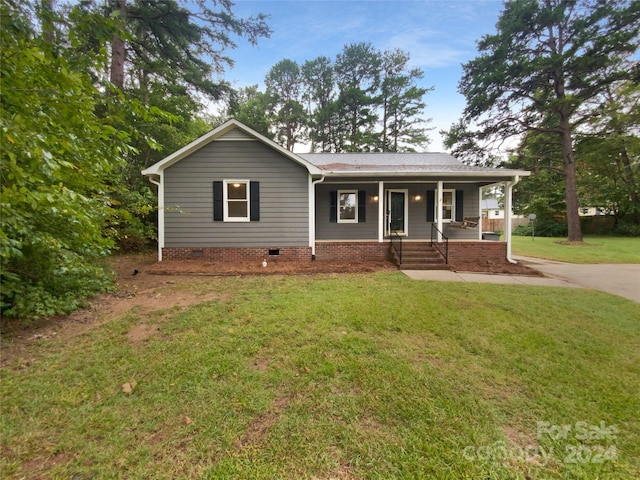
<box><xmin>447</xmin><ymin>241</ymin><xmax>507</xmax><ymax>263</ymax></box>
<box><xmin>314</xmin><ymin>242</ymin><xmax>391</xmax><ymax>261</ymax></box>
<box><xmin>162</xmin><ymin>246</ymin><xmax>312</xmax><ymax>262</ymax></box>
<box><xmin>162</xmin><ymin>241</ymin><xmax>505</xmax><ymax>264</ymax></box>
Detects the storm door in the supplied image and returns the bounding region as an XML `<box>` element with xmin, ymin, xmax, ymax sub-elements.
<box><xmin>385</xmin><ymin>189</ymin><xmax>408</xmax><ymax>236</ymax></box>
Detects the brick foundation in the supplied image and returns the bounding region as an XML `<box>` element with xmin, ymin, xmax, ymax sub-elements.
<box><xmin>162</xmin><ymin>246</ymin><xmax>312</xmax><ymax>262</ymax></box>
<box><xmin>447</xmin><ymin>241</ymin><xmax>507</xmax><ymax>263</ymax></box>
<box><xmin>161</xmin><ymin>241</ymin><xmax>506</xmax><ymax>264</ymax></box>
<box><xmin>314</xmin><ymin>242</ymin><xmax>391</xmax><ymax>261</ymax></box>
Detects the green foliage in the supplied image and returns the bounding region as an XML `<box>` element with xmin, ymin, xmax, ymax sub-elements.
<box><xmin>575</xmin><ymin>81</ymin><xmax>640</xmax><ymax>224</ymax></box>
<box><xmin>380</xmin><ymin>48</ymin><xmax>433</xmax><ymax>152</ymax></box>
<box><xmin>451</xmin><ymin>0</ymin><xmax>640</xmax><ymax>241</ymax></box>
<box><xmin>1</xmin><ymin>252</ymin><xmax>113</xmax><ymax>319</ymax></box>
<box><xmin>0</xmin><ymin>0</ymin><xmax>272</xmax><ymax>319</ymax></box>
<box><xmin>228</xmin><ymin>44</ymin><xmax>433</xmax><ymax>152</ymax></box>
<box><xmin>227</xmin><ymin>85</ymin><xmax>274</xmax><ymax>138</ymax></box>
<box><xmin>613</xmin><ymin>222</ymin><xmax>640</xmax><ymax>237</ymax></box>
<box><xmin>513</xmin><ymin>219</ymin><xmax>568</xmax><ymax>237</ymax></box>
<box><xmin>265</xmin><ymin>59</ymin><xmax>307</xmax><ymax>150</ymax></box>
<box><xmin>115</xmin><ymin>0</ymin><xmax>270</xmax><ymax>97</ymax></box>
<box><xmin>0</xmin><ymin>2</ymin><xmax>134</xmax><ymax>319</ymax></box>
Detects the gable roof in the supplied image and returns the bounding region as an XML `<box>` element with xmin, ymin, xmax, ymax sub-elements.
<box><xmin>481</xmin><ymin>199</ymin><xmax>501</xmax><ymax>210</ymax></box>
<box><xmin>300</xmin><ymin>152</ymin><xmax>529</xmax><ymax>178</ymax></box>
<box><xmin>142</xmin><ymin>119</ymin><xmax>528</xmax><ymax>180</ymax></box>
<box><xmin>141</xmin><ymin>119</ymin><xmax>323</xmax><ymax>176</ymax></box>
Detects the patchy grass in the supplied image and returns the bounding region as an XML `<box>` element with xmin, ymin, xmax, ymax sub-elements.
<box><xmin>2</xmin><ymin>273</ymin><xmax>639</xmax><ymax>479</ymax></box>
<box><xmin>512</xmin><ymin>236</ymin><xmax>640</xmax><ymax>263</ymax></box>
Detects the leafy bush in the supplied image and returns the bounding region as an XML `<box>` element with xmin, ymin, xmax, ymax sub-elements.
<box><xmin>613</xmin><ymin>223</ymin><xmax>640</xmax><ymax>237</ymax></box>
<box><xmin>1</xmin><ymin>250</ymin><xmax>114</xmax><ymax>320</ymax></box>
<box><xmin>513</xmin><ymin>219</ymin><xmax>568</xmax><ymax>237</ymax></box>
<box><xmin>0</xmin><ymin>5</ymin><xmax>128</xmax><ymax>320</ymax></box>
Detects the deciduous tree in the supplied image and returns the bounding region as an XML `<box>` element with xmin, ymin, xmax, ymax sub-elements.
<box><xmin>455</xmin><ymin>0</ymin><xmax>640</xmax><ymax>242</ymax></box>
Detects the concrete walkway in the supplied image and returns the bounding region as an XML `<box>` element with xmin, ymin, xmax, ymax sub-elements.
<box><xmin>402</xmin><ymin>256</ymin><xmax>640</xmax><ymax>303</ymax></box>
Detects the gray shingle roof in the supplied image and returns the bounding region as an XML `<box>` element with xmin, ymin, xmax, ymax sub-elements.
<box><xmin>299</xmin><ymin>152</ymin><xmax>527</xmax><ymax>176</ymax></box>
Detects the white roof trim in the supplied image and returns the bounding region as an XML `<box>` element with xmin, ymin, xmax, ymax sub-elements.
<box><xmin>141</xmin><ymin>119</ymin><xmax>322</xmax><ymax>176</ymax></box>
<box><xmin>319</xmin><ymin>169</ymin><xmax>530</xmax><ymax>178</ymax></box>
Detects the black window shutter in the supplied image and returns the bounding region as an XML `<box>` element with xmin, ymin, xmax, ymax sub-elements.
<box><xmin>250</xmin><ymin>181</ymin><xmax>260</xmax><ymax>221</ymax></box>
<box><xmin>358</xmin><ymin>190</ymin><xmax>366</xmax><ymax>223</ymax></box>
<box><xmin>455</xmin><ymin>190</ymin><xmax>464</xmax><ymax>221</ymax></box>
<box><xmin>213</xmin><ymin>181</ymin><xmax>223</xmax><ymax>221</ymax></box>
<box><xmin>426</xmin><ymin>190</ymin><xmax>435</xmax><ymax>222</ymax></box>
<box><xmin>329</xmin><ymin>190</ymin><xmax>337</xmax><ymax>222</ymax></box>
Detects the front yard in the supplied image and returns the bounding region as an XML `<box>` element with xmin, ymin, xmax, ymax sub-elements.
<box><xmin>1</xmin><ymin>268</ymin><xmax>639</xmax><ymax>479</ymax></box>
<box><xmin>512</xmin><ymin>236</ymin><xmax>640</xmax><ymax>263</ymax></box>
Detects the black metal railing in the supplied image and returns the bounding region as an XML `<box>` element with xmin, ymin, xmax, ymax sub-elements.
<box><xmin>390</xmin><ymin>230</ymin><xmax>403</xmax><ymax>265</ymax></box>
<box><xmin>430</xmin><ymin>224</ymin><xmax>449</xmax><ymax>264</ymax></box>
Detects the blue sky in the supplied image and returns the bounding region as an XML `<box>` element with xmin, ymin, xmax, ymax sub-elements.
<box><xmin>221</xmin><ymin>0</ymin><xmax>506</xmax><ymax>151</ymax></box>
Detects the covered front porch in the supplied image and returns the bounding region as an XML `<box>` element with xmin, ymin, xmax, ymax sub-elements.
<box><xmin>312</xmin><ymin>177</ymin><xmax>520</xmax><ymax>268</ymax></box>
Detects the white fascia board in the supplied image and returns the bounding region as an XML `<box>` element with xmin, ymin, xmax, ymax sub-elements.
<box><xmin>141</xmin><ymin>119</ymin><xmax>322</xmax><ymax>176</ymax></box>
<box><xmin>319</xmin><ymin>170</ymin><xmax>530</xmax><ymax>178</ymax></box>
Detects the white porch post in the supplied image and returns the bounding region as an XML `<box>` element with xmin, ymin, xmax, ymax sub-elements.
<box><xmin>378</xmin><ymin>181</ymin><xmax>384</xmax><ymax>242</ymax></box>
<box><xmin>436</xmin><ymin>180</ymin><xmax>443</xmax><ymax>242</ymax></box>
<box><xmin>478</xmin><ymin>187</ymin><xmax>483</xmax><ymax>240</ymax></box>
<box><xmin>504</xmin><ymin>176</ymin><xmax>520</xmax><ymax>263</ymax></box>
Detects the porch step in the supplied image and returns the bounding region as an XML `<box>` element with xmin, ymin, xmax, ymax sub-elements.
<box><xmin>390</xmin><ymin>243</ymin><xmax>450</xmax><ymax>270</ymax></box>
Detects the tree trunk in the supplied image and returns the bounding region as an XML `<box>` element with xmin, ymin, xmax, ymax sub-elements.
<box><xmin>40</xmin><ymin>0</ymin><xmax>55</xmax><ymax>44</ymax></box>
<box><xmin>110</xmin><ymin>0</ymin><xmax>127</xmax><ymax>90</ymax></box>
<box><xmin>559</xmin><ymin>118</ymin><xmax>583</xmax><ymax>242</ymax></box>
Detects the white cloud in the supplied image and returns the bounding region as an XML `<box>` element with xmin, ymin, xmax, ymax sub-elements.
<box><xmin>386</xmin><ymin>29</ymin><xmax>467</xmax><ymax>68</ymax></box>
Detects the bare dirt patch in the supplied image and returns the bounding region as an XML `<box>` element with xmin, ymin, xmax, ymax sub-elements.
<box><xmin>253</xmin><ymin>357</ymin><xmax>270</xmax><ymax>371</ymax></box>
<box><xmin>127</xmin><ymin>323</ymin><xmax>160</xmax><ymax>344</ymax></box>
<box><xmin>233</xmin><ymin>394</ymin><xmax>291</xmax><ymax>450</ymax></box>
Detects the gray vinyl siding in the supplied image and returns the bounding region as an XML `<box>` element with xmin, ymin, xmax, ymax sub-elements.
<box><xmin>164</xmin><ymin>139</ymin><xmax>309</xmax><ymax>247</ymax></box>
<box><xmin>315</xmin><ymin>184</ymin><xmax>379</xmax><ymax>240</ymax></box>
<box><xmin>442</xmin><ymin>183</ymin><xmax>481</xmax><ymax>240</ymax></box>
<box><xmin>315</xmin><ymin>182</ymin><xmax>481</xmax><ymax>241</ymax></box>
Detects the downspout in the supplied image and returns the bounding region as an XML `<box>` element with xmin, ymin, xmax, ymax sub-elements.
<box><xmin>436</xmin><ymin>181</ymin><xmax>443</xmax><ymax>242</ymax></box>
<box><xmin>310</xmin><ymin>175</ymin><xmax>326</xmax><ymax>259</ymax></box>
<box><xmin>504</xmin><ymin>175</ymin><xmax>520</xmax><ymax>264</ymax></box>
<box><xmin>147</xmin><ymin>174</ymin><xmax>164</xmax><ymax>262</ymax></box>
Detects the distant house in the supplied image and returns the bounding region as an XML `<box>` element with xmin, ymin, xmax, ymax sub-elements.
<box><xmin>482</xmin><ymin>198</ymin><xmax>504</xmax><ymax>219</ymax></box>
<box><xmin>579</xmin><ymin>206</ymin><xmax>607</xmax><ymax>216</ymax></box>
<box><xmin>142</xmin><ymin>119</ymin><xmax>530</xmax><ymax>268</ymax></box>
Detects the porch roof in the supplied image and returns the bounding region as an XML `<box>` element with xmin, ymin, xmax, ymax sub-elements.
<box><xmin>300</xmin><ymin>152</ymin><xmax>529</xmax><ymax>179</ymax></box>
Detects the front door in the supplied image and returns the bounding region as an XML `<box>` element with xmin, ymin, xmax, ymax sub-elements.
<box><xmin>385</xmin><ymin>189</ymin><xmax>408</xmax><ymax>236</ymax></box>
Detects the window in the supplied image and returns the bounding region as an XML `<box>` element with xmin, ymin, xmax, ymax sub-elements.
<box><xmin>213</xmin><ymin>180</ymin><xmax>259</xmax><ymax>222</ymax></box>
<box><xmin>224</xmin><ymin>180</ymin><xmax>249</xmax><ymax>221</ymax></box>
<box><xmin>338</xmin><ymin>190</ymin><xmax>358</xmax><ymax>223</ymax></box>
<box><xmin>441</xmin><ymin>190</ymin><xmax>455</xmax><ymax>222</ymax></box>
<box><xmin>427</xmin><ymin>189</ymin><xmax>462</xmax><ymax>223</ymax></box>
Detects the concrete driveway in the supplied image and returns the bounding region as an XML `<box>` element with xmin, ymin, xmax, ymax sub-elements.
<box><xmin>403</xmin><ymin>257</ymin><xmax>640</xmax><ymax>303</ymax></box>
<box><xmin>513</xmin><ymin>256</ymin><xmax>640</xmax><ymax>303</ymax></box>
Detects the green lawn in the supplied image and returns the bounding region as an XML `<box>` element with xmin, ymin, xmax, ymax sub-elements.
<box><xmin>512</xmin><ymin>235</ymin><xmax>640</xmax><ymax>263</ymax></box>
<box><xmin>2</xmin><ymin>273</ymin><xmax>639</xmax><ymax>479</ymax></box>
